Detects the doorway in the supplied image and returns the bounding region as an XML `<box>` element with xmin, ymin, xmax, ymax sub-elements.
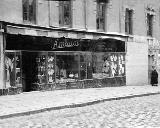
<box><xmin>22</xmin><ymin>52</ymin><xmax>37</xmax><ymax>92</ymax></box>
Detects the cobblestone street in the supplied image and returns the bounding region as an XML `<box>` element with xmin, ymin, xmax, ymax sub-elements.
<box><xmin>1</xmin><ymin>94</ymin><xmax>160</xmax><ymax>128</ymax></box>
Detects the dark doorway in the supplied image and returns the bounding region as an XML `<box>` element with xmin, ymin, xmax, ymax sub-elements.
<box><xmin>22</xmin><ymin>52</ymin><xmax>37</xmax><ymax>92</ymax></box>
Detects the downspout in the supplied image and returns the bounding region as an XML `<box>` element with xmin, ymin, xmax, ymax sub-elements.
<box><xmin>48</xmin><ymin>0</ymin><xmax>51</xmax><ymax>26</ymax></box>
<box><xmin>84</xmin><ymin>0</ymin><xmax>87</xmax><ymax>29</ymax></box>
<box><xmin>119</xmin><ymin>0</ymin><xmax>122</xmax><ymax>33</ymax></box>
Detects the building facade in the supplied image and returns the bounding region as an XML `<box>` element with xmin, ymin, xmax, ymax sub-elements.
<box><xmin>0</xmin><ymin>0</ymin><xmax>160</xmax><ymax>95</ymax></box>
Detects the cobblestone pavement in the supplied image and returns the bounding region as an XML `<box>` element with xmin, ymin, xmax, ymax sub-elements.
<box><xmin>1</xmin><ymin>94</ymin><xmax>160</xmax><ymax>128</ymax></box>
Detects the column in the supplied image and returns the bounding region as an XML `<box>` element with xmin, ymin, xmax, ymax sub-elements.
<box><xmin>0</xmin><ymin>32</ymin><xmax>5</xmax><ymax>89</ymax></box>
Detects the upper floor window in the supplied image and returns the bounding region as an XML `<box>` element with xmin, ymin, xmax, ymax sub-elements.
<box><xmin>147</xmin><ymin>14</ymin><xmax>153</xmax><ymax>37</ymax></box>
<box><xmin>23</xmin><ymin>0</ymin><xmax>36</xmax><ymax>24</ymax></box>
<box><xmin>125</xmin><ymin>8</ymin><xmax>133</xmax><ymax>34</ymax></box>
<box><xmin>59</xmin><ymin>1</ymin><xmax>72</xmax><ymax>27</ymax></box>
<box><xmin>96</xmin><ymin>0</ymin><xmax>106</xmax><ymax>31</ymax></box>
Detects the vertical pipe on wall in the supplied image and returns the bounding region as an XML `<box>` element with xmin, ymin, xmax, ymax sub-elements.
<box><xmin>119</xmin><ymin>0</ymin><xmax>122</xmax><ymax>33</ymax></box>
<box><xmin>84</xmin><ymin>0</ymin><xmax>87</xmax><ymax>29</ymax></box>
<box><xmin>48</xmin><ymin>0</ymin><xmax>51</xmax><ymax>26</ymax></box>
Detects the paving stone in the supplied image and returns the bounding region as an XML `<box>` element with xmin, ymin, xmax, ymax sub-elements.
<box><xmin>1</xmin><ymin>87</ymin><xmax>160</xmax><ymax>127</ymax></box>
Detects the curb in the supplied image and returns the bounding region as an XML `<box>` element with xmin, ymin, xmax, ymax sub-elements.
<box><xmin>0</xmin><ymin>92</ymin><xmax>160</xmax><ymax>119</ymax></box>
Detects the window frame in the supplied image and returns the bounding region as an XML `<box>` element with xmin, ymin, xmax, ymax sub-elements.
<box><xmin>59</xmin><ymin>1</ymin><xmax>72</xmax><ymax>27</ymax></box>
<box><xmin>147</xmin><ymin>13</ymin><xmax>153</xmax><ymax>37</ymax></box>
<box><xmin>96</xmin><ymin>0</ymin><xmax>106</xmax><ymax>31</ymax></box>
<box><xmin>22</xmin><ymin>0</ymin><xmax>37</xmax><ymax>24</ymax></box>
<box><xmin>125</xmin><ymin>8</ymin><xmax>133</xmax><ymax>35</ymax></box>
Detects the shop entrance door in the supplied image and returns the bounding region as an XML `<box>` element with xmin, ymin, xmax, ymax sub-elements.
<box><xmin>22</xmin><ymin>51</ymin><xmax>36</xmax><ymax>92</ymax></box>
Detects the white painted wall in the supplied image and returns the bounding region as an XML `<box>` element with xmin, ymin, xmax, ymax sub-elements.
<box><xmin>126</xmin><ymin>40</ymin><xmax>148</xmax><ymax>86</ymax></box>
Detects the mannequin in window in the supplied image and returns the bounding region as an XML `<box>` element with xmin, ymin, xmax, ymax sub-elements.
<box><xmin>5</xmin><ymin>56</ymin><xmax>14</xmax><ymax>88</ymax></box>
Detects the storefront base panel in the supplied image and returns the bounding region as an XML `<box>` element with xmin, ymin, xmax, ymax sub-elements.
<box><xmin>0</xmin><ymin>87</ymin><xmax>22</xmax><ymax>96</ymax></box>
<box><xmin>31</xmin><ymin>76</ymin><xmax>126</xmax><ymax>91</ymax></box>
<box><xmin>0</xmin><ymin>77</ymin><xmax>125</xmax><ymax>96</ymax></box>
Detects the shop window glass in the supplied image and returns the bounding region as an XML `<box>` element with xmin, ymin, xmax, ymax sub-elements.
<box><xmin>34</xmin><ymin>53</ymin><xmax>47</xmax><ymax>84</ymax></box>
<box><xmin>23</xmin><ymin>0</ymin><xmax>36</xmax><ymax>24</ymax></box>
<box><xmin>125</xmin><ymin>8</ymin><xmax>133</xmax><ymax>35</ymax></box>
<box><xmin>55</xmin><ymin>52</ymin><xmax>79</xmax><ymax>83</ymax></box>
<box><xmin>97</xmin><ymin>0</ymin><xmax>106</xmax><ymax>31</ymax></box>
<box><xmin>92</xmin><ymin>53</ymin><xmax>125</xmax><ymax>79</ymax></box>
<box><xmin>80</xmin><ymin>53</ymin><xmax>93</xmax><ymax>80</ymax></box>
<box><xmin>47</xmin><ymin>53</ymin><xmax>55</xmax><ymax>83</ymax></box>
<box><xmin>5</xmin><ymin>52</ymin><xmax>22</xmax><ymax>88</ymax></box>
<box><xmin>59</xmin><ymin>1</ymin><xmax>72</xmax><ymax>27</ymax></box>
<box><xmin>15</xmin><ymin>53</ymin><xmax>22</xmax><ymax>86</ymax></box>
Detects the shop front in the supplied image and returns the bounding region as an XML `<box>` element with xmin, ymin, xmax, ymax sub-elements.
<box><xmin>4</xmin><ymin>32</ymin><xmax>126</xmax><ymax>94</ymax></box>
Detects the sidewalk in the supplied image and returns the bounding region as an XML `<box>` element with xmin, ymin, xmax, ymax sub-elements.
<box><xmin>0</xmin><ymin>85</ymin><xmax>160</xmax><ymax>119</ymax></box>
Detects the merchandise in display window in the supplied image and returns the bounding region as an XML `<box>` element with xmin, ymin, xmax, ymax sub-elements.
<box><xmin>55</xmin><ymin>52</ymin><xmax>79</xmax><ymax>83</ymax></box>
<box><xmin>35</xmin><ymin>54</ymin><xmax>47</xmax><ymax>84</ymax></box>
<box><xmin>47</xmin><ymin>53</ymin><xmax>55</xmax><ymax>83</ymax></box>
<box><xmin>15</xmin><ymin>54</ymin><xmax>22</xmax><ymax>85</ymax></box>
<box><xmin>80</xmin><ymin>53</ymin><xmax>93</xmax><ymax>79</ymax></box>
<box><xmin>5</xmin><ymin>52</ymin><xmax>22</xmax><ymax>88</ymax></box>
<box><xmin>92</xmin><ymin>52</ymin><xmax>125</xmax><ymax>79</ymax></box>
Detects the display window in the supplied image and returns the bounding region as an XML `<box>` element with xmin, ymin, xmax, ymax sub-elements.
<box><xmin>80</xmin><ymin>52</ymin><xmax>93</xmax><ymax>80</ymax></box>
<box><xmin>5</xmin><ymin>51</ymin><xmax>125</xmax><ymax>91</ymax></box>
<box><xmin>47</xmin><ymin>52</ymin><xmax>55</xmax><ymax>83</ymax></box>
<box><xmin>55</xmin><ymin>52</ymin><xmax>79</xmax><ymax>83</ymax></box>
<box><xmin>5</xmin><ymin>51</ymin><xmax>22</xmax><ymax>88</ymax></box>
<box><xmin>92</xmin><ymin>52</ymin><xmax>125</xmax><ymax>79</ymax></box>
<box><xmin>34</xmin><ymin>52</ymin><xmax>47</xmax><ymax>84</ymax></box>
<box><xmin>92</xmin><ymin>52</ymin><xmax>109</xmax><ymax>79</ymax></box>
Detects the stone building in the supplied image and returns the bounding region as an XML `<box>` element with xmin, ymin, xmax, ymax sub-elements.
<box><xmin>0</xmin><ymin>0</ymin><xmax>160</xmax><ymax>95</ymax></box>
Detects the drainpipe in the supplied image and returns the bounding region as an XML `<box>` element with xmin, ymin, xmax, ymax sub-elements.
<box><xmin>119</xmin><ymin>0</ymin><xmax>122</xmax><ymax>33</ymax></box>
<box><xmin>84</xmin><ymin>0</ymin><xmax>87</xmax><ymax>29</ymax></box>
<box><xmin>48</xmin><ymin>0</ymin><xmax>51</xmax><ymax>26</ymax></box>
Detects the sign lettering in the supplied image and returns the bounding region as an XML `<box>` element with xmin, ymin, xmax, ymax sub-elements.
<box><xmin>50</xmin><ymin>38</ymin><xmax>79</xmax><ymax>49</ymax></box>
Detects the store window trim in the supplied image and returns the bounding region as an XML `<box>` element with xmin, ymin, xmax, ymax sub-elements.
<box><xmin>22</xmin><ymin>0</ymin><xmax>36</xmax><ymax>24</ymax></box>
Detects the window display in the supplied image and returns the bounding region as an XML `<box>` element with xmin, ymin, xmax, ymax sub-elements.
<box><xmin>5</xmin><ymin>50</ymin><xmax>125</xmax><ymax>91</ymax></box>
<box><xmin>35</xmin><ymin>54</ymin><xmax>47</xmax><ymax>84</ymax></box>
<box><xmin>80</xmin><ymin>53</ymin><xmax>92</xmax><ymax>79</ymax></box>
<box><xmin>47</xmin><ymin>53</ymin><xmax>55</xmax><ymax>83</ymax></box>
<box><xmin>15</xmin><ymin>53</ymin><xmax>22</xmax><ymax>86</ymax></box>
<box><xmin>92</xmin><ymin>53</ymin><xmax>125</xmax><ymax>79</ymax></box>
<box><xmin>55</xmin><ymin>52</ymin><xmax>79</xmax><ymax>83</ymax></box>
<box><xmin>5</xmin><ymin>52</ymin><xmax>22</xmax><ymax>88</ymax></box>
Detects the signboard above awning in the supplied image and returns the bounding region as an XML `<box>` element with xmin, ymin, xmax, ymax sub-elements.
<box><xmin>6</xmin><ymin>24</ymin><xmax>128</xmax><ymax>42</ymax></box>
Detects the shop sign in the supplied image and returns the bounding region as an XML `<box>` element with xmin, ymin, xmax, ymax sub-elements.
<box><xmin>50</xmin><ymin>38</ymin><xmax>79</xmax><ymax>49</ymax></box>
